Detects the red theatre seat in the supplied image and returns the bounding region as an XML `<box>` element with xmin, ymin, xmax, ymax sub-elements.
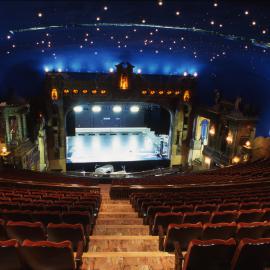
<box><xmin>163</xmin><ymin>223</ymin><xmax>203</xmax><ymax>252</ymax></box>
<box><xmin>202</xmin><ymin>222</ymin><xmax>237</xmax><ymax>241</ymax></box>
<box><xmin>181</xmin><ymin>238</ymin><xmax>236</xmax><ymax>270</ymax></box>
<box><xmin>231</xmin><ymin>238</ymin><xmax>270</xmax><ymax>270</ymax></box>
<box><xmin>0</xmin><ymin>239</ymin><xmax>22</xmax><ymax>270</ymax></box>
<box><xmin>47</xmin><ymin>223</ymin><xmax>87</xmax><ymax>251</ymax></box>
<box><xmin>6</xmin><ymin>221</ymin><xmax>46</xmax><ymax>244</ymax></box>
<box><xmin>21</xmin><ymin>239</ymin><xmax>82</xmax><ymax>270</ymax></box>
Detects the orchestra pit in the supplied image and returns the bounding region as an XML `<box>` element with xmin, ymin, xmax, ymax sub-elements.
<box><xmin>0</xmin><ymin>1</ymin><xmax>269</xmax><ymax>269</ymax></box>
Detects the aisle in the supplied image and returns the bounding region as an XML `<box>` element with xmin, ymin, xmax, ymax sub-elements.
<box><xmin>82</xmin><ymin>184</ymin><xmax>175</xmax><ymax>270</ymax></box>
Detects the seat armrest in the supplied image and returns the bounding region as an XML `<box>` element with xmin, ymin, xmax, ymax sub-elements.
<box><xmin>158</xmin><ymin>226</ymin><xmax>165</xmax><ymax>251</ymax></box>
<box><xmin>86</xmin><ymin>224</ymin><xmax>92</xmax><ymax>236</ymax></box>
<box><xmin>174</xmin><ymin>241</ymin><xmax>183</xmax><ymax>270</ymax></box>
<box><xmin>75</xmin><ymin>241</ymin><xmax>84</xmax><ymax>270</ymax></box>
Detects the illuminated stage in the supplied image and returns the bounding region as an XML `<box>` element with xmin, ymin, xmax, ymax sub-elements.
<box><xmin>66</xmin><ymin>127</ymin><xmax>168</xmax><ymax>164</ymax></box>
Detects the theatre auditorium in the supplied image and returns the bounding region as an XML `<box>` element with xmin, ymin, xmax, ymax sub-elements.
<box><xmin>0</xmin><ymin>1</ymin><xmax>270</xmax><ymax>269</ymax></box>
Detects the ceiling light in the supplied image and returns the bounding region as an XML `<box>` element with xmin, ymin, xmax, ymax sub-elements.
<box><xmin>113</xmin><ymin>105</ymin><xmax>122</xmax><ymax>113</ymax></box>
<box><xmin>73</xmin><ymin>106</ymin><xmax>83</xmax><ymax>113</ymax></box>
<box><xmin>92</xmin><ymin>105</ymin><xmax>101</xmax><ymax>113</ymax></box>
<box><xmin>130</xmin><ymin>105</ymin><xmax>140</xmax><ymax>113</ymax></box>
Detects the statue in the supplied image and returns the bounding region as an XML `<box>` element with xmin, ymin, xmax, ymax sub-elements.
<box><xmin>234</xmin><ymin>96</ymin><xmax>242</xmax><ymax>112</ymax></box>
<box><xmin>213</xmin><ymin>89</ymin><xmax>222</xmax><ymax>111</ymax></box>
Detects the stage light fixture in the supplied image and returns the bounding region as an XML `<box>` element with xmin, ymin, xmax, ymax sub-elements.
<box><xmin>137</xmin><ymin>68</ymin><xmax>142</xmax><ymax>74</ymax></box>
<box><xmin>44</xmin><ymin>67</ymin><xmax>49</xmax><ymax>72</ymax></box>
<box><xmin>57</xmin><ymin>68</ymin><xmax>62</xmax><ymax>72</ymax></box>
<box><xmin>113</xmin><ymin>105</ymin><xmax>122</xmax><ymax>113</ymax></box>
<box><xmin>92</xmin><ymin>105</ymin><xmax>101</xmax><ymax>113</ymax></box>
<box><xmin>183</xmin><ymin>71</ymin><xmax>188</xmax><ymax>76</ymax></box>
<box><xmin>130</xmin><ymin>105</ymin><xmax>140</xmax><ymax>113</ymax></box>
<box><xmin>193</xmin><ymin>72</ymin><xmax>198</xmax><ymax>77</ymax></box>
<box><xmin>73</xmin><ymin>106</ymin><xmax>83</xmax><ymax>113</ymax></box>
<box><xmin>109</xmin><ymin>67</ymin><xmax>114</xmax><ymax>73</ymax></box>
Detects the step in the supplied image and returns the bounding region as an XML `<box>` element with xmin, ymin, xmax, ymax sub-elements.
<box><xmin>100</xmin><ymin>204</ymin><xmax>133</xmax><ymax>212</ymax></box>
<box><xmin>82</xmin><ymin>251</ymin><xmax>175</xmax><ymax>270</ymax></box>
<box><xmin>98</xmin><ymin>212</ymin><xmax>138</xmax><ymax>219</ymax></box>
<box><xmin>96</xmin><ymin>218</ymin><xmax>143</xmax><ymax>225</ymax></box>
<box><xmin>101</xmin><ymin>200</ymin><xmax>130</xmax><ymax>205</ymax></box>
<box><xmin>93</xmin><ymin>225</ymin><xmax>149</xmax><ymax>236</ymax></box>
<box><xmin>89</xmin><ymin>235</ymin><xmax>159</xmax><ymax>252</ymax></box>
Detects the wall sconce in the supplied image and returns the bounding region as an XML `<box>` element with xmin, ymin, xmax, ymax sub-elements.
<box><xmin>51</xmin><ymin>88</ymin><xmax>58</xmax><ymax>101</ymax></box>
<box><xmin>226</xmin><ymin>131</ymin><xmax>233</xmax><ymax>144</ymax></box>
<box><xmin>141</xmin><ymin>90</ymin><xmax>147</xmax><ymax>95</ymax></box>
<box><xmin>209</xmin><ymin>125</ymin><xmax>215</xmax><ymax>136</ymax></box>
<box><xmin>183</xmin><ymin>90</ymin><xmax>191</xmax><ymax>102</ymax></box>
<box><xmin>0</xmin><ymin>146</ymin><xmax>9</xmax><ymax>157</ymax></box>
<box><xmin>244</xmin><ymin>140</ymin><xmax>251</xmax><ymax>149</ymax></box>
<box><xmin>1</xmin><ymin>146</ymin><xmax>7</xmax><ymax>154</ymax></box>
<box><xmin>120</xmin><ymin>74</ymin><xmax>128</xmax><ymax>90</ymax></box>
<box><xmin>232</xmin><ymin>156</ymin><xmax>240</xmax><ymax>164</ymax></box>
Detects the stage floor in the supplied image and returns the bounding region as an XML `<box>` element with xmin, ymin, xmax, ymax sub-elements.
<box><xmin>66</xmin><ymin>133</ymin><xmax>167</xmax><ymax>163</ymax></box>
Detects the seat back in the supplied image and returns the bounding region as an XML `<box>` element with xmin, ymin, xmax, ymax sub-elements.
<box><xmin>195</xmin><ymin>204</ymin><xmax>217</xmax><ymax>212</ymax></box>
<box><xmin>231</xmin><ymin>238</ymin><xmax>270</xmax><ymax>270</ymax></box>
<box><xmin>6</xmin><ymin>221</ymin><xmax>46</xmax><ymax>244</ymax></box>
<box><xmin>210</xmin><ymin>211</ymin><xmax>238</xmax><ymax>224</ymax></box>
<box><xmin>183</xmin><ymin>238</ymin><xmax>236</xmax><ymax>270</ymax></box>
<box><xmin>2</xmin><ymin>210</ymin><xmax>32</xmax><ymax>222</ymax></box>
<box><xmin>202</xmin><ymin>222</ymin><xmax>236</xmax><ymax>240</ymax></box>
<box><xmin>171</xmin><ymin>205</ymin><xmax>193</xmax><ymax>213</ymax></box>
<box><xmin>0</xmin><ymin>219</ymin><xmax>7</xmax><ymax>240</ymax></box>
<box><xmin>237</xmin><ymin>209</ymin><xmax>264</xmax><ymax>223</ymax></box>
<box><xmin>152</xmin><ymin>212</ymin><xmax>183</xmax><ymax>235</ymax></box>
<box><xmin>145</xmin><ymin>206</ymin><xmax>171</xmax><ymax>225</ymax></box>
<box><xmin>236</xmin><ymin>222</ymin><xmax>269</xmax><ymax>240</ymax></box>
<box><xmin>32</xmin><ymin>211</ymin><xmax>62</xmax><ymax>226</ymax></box>
<box><xmin>0</xmin><ymin>239</ymin><xmax>22</xmax><ymax>270</ymax></box>
<box><xmin>21</xmin><ymin>240</ymin><xmax>76</xmax><ymax>270</ymax></box>
<box><xmin>183</xmin><ymin>211</ymin><xmax>210</xmax><ymax>224</ymax></box>
<box><xmin>164</xmin><ymin>223</ymin><xmax>203</xmax><ymax>252</ymax></box>
<box><xmin>47</xmin><ymin>223</ymin><xmax>85</xmax><ymax>251</ymax></box>
<box><xmin>218</xmin><ymin>203</ymin><xmax>239</xmax><ymax>212</ymax></box>
<box><xmin>261</xmin><ymin>208</ymin><xmax>270</xmax><ymax>222</ymax></box>
<box><xmin>62</xmin><ymin>211</ymin><xmax>91</xmax><ymax>230</ymax></box>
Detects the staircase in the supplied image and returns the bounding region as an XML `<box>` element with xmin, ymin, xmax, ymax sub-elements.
<box><xmin>82</xmin><ymin>184</ymin><xmax>175</xmax><ymax>270</ymax></box>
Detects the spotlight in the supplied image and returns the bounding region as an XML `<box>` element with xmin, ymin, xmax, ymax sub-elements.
<box><xmin>183</xmin><ymin>71</ymin><xmax>188</xmax><ymax>76</ymax></box>
<box><xmin>44</xmin><ymin>67</ymin><xmax>49</xmax><ymax>72</ymax></box>
<box><xmin>57</xmin><ymin>68</ymin><xmax>62</xmax><ymax>72</ymax></box>
<box><xmin>113</xmin><ymin>105</ymin><xmax>122</xmax><ymax>113</ymax></box>
<box><xmin>109</xmin><ymin>67</ymin><xmax>114</xmax><ymax>73</ymax></box>
<box><xmin>73</xmin><ymin>106</ymin><xmax>83</xmax><ymax>113</ymax></box>
<box><xmin>137</xmin><ymin>68</ymin><xmax>142</xmax><ymax>74</ymax></box>
<box><xmin>193</xmin><ymin>72</ymin><xmax>198</xmax><ymax>77</ymax></box>
<box><xmin>92</xmin><ymin>105</ymin><xmax>101</xmax><ymax>113</ymax></box>
<box><xmin>130</xmin><ymin>105</ymin><xmax>140</xmax><ymax>113</ymax></box>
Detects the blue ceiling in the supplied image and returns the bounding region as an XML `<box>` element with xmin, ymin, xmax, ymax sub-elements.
<box><xmin>0</xmin><ymin>0</ymin><xmax>269</xmax><ymax>135</ymax></box>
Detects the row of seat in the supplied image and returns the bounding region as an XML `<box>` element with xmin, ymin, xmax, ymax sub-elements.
<box><xmin>160</xmin><ymin>221</ymin><xmax>270</xmax><ymax>251</ymax></box>
<box><xmin>113</xmin><ymin>158</ymin><xmax>270</xmax><ymax>186</ymax></box>
<box><xmin>175</xmin><ymin>237</ymin><xmax>270</xmax><ymax>270</ymax></box>
<box><xmin>0</xmin><ymin>210</ymin><xmax>94</xmax><ymax>230</ymax></box>
<box><xmin>0</xmin><ymin>219</ymin><xmax>88</xmax><ymax>251</ymax></box>
<box><xmin>0</xmin><ymin>239</ymin><xmax>82</xmax><ymax>270</ymax></box>
<box><xmin>146</xmin><ymin>208</ymin><xmax>270</xmax><ymax>227</ymax></box>
<box><xmin>132</xmin><ymin>188</ymin><xmax>270</xmax><ymax>209</ymax></box>
<box><xmin>0</xmin><ymin>202</ymin><xmax>98</xmax><ymax>216</ymax></box>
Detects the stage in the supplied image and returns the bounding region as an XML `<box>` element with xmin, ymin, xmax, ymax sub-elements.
<box><xmin>66</xmin><ymin>127</ymin><xmax>169</xmax><ymax>172</ymax></box>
